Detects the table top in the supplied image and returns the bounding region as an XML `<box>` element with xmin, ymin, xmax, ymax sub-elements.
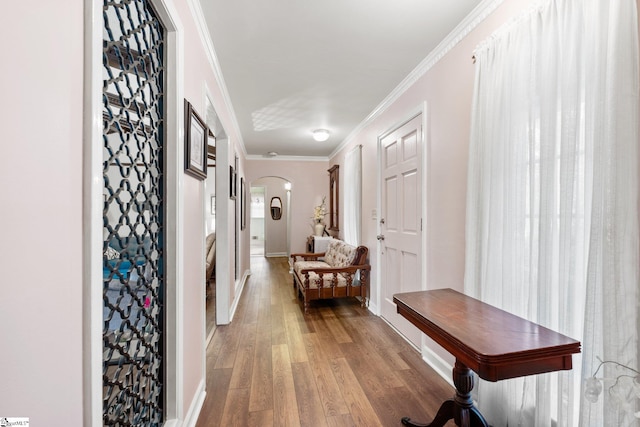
<box><xmin>393</xmin><ymin>288</ymin><xmax>581</xmax><ymax>382</ymax></box>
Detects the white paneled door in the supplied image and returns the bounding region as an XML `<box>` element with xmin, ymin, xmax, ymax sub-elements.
<box><xmin>379</xmin><ymin>114</ymin><xmax>422</xmax><ymax>348</ymax></box>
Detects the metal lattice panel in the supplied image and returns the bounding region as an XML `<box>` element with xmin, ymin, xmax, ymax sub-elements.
<box><xmin>103</xmin><ymin>0</ymin><xmax>165</xmax><ymax>425</ymax></box>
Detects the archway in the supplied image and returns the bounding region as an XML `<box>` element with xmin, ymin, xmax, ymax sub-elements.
<box><xmin>250</xmin><ymin>176</ymin><xmax>291</xmax><ymax>264</ymax></box>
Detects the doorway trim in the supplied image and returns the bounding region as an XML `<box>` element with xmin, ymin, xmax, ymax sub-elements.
<box><xmin>249</xmin><ymin>186</ymin><xmax>267</xmax><ymax>257</ymax></box>
<box><xmin>374</xmin><ymin>102</ymin><xmax>428</xmax><ymax>334</ymax></box>
<box><xmin>83</xmin><ymin>0</ymin><xmax>185</xmax><ymax>424</ymax></box>
<box><xmin>250</xmin><ymin>176</ymin><xmax>291</xmax><ymax>259</ymax></box>
<box><xmin>203</xmin><ymin>88</ymin><xmax>219</xmax><ymax>347</ymax></box>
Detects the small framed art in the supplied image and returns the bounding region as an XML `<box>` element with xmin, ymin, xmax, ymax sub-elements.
<box><xmin>184</xmin><ymin>99</ymin><xmax>207</xmax><ymax>180</ymax></box>
<box><xmin>229</xmin><ymin>166</ymin><xmax>237</xmax><ymax>199</ymax></box>
<box><xmin>240</xmin><ymin>177</ymin><xmax>246</xmax><ymax>230</ymax></box>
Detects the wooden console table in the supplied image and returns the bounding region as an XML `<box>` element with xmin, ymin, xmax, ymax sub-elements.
<box><xmin>393</xmin><ymin>288</ymin><xmax>580</xmax><ymax>427</ymax></box>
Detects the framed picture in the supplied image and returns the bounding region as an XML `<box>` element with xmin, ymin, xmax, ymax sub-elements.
<box><xmin>184</xmin><ymin>99</ymin><xmax>207</xmax><ymax>180</ymax></box>
<box><xmin>240</xmin><ymin>177</ymin><xmax>246</xmax><ymax>230</ymax></box>
<box><xmin>229</xmin><ymin>166</ymin><xmax>237</xmax><ymax>199</ymax></box>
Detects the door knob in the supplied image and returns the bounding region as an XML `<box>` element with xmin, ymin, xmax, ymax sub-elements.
<box><xmin>377</xmin><ymin>234</ymin><xmax>385</xmax><ymax>241</ymax></box>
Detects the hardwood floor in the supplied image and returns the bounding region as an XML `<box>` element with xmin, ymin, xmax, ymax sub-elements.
<box><xmin>196</xmin><ymin>256</ymin><xmax>455</xmax><ymax>427</ymax></box>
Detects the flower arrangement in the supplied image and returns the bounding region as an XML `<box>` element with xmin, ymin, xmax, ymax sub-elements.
<box><xmin>584</xmin><ymin>356</ymin><xmax>640</xmax><ymax>419</ymax></box>
<box><xmin>312</xmin><ymin>196</ymin><xmax>327</xmax><ymax>223</ymax></box>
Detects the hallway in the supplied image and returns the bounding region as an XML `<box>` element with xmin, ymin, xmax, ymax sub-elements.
<box><xmin>195</xmin><ymin>257</ymin><xmax>454</xmax><ymax>426</ymax></box>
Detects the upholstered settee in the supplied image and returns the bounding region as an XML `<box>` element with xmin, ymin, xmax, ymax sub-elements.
<box><xmin>290</xmin><ymin>240</ymin><xmax>370</xmax><ymax>314</ymax></box>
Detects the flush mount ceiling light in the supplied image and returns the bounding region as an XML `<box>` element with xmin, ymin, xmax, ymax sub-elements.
<box><xmin>312</xmin><ymin>129</ymin><xmax>330</xmax><ymax>142</ymax></box>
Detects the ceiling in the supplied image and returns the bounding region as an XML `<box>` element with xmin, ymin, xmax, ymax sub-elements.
<box><xmin>199</xmin><ymin>0</ymin><xmax>483</xmax><ymax>158</ymax></box>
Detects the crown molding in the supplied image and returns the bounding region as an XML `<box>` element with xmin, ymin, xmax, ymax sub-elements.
<box><xmin>330</xmin><ymin>0</ymin><xmax>505</xmax><ymax>159</ymax></box>
<box><xmin>187</xmin><ymin>0</ymin><xmax>247</xmax><ymax>157</ymax></box>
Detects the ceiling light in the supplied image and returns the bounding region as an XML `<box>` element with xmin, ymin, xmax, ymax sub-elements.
<box><xmin>312</xmin><ymin>129</ymin><xmax>330</xmax><ymax>142</ymax></box>
<box><xmin>267</xmin><ymin>151</ymin><xmax>278</xmax><ymax>157</ymax></box>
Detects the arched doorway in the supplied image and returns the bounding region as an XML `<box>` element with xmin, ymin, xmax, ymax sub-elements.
<box><xmin>250</xmin><ymin>177</ymin><xmax>291</xmax><ymax>264</ymax></box>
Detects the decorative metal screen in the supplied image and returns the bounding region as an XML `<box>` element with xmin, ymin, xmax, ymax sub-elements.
<box><xmin>103</xmin><ymin>0</ymin><xmax>165</xmax><ymax>425</ymax></box>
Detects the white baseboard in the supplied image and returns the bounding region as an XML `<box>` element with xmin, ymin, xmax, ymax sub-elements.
<box><xmin>229</xmin><ymin>269</ymin><xmax>251</xmax><ymax>321</ymax></box>
<box><xmin>266</xmin><ymin>252</ymin><xmax>287</xmax><ymax>257</ymax></box>
<box><xmin>182</xmin><ymin>379</ymin><xmax>206</xmax><ymax>427</ymax></box>
<box><xmin>421</xmin><ymin>344</ymin><xmax>454</xmax><ymax>388</ymax></box>
<box><xmin>367</xmin><ymin>300</ymin><xmax>379</xmax><ymax>315</ymax></box>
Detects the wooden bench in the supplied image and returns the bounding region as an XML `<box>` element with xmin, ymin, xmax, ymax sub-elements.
<box><xmin>290</xmin><ymin>240</ymin><xmax>370</xmax><ymax>314</ymax></box>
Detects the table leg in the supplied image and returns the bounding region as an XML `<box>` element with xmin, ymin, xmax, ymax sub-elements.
<box><xmin>400</xmin><ymin>360</ymin><xmax>490</xmax><ymax>427</ymax></box>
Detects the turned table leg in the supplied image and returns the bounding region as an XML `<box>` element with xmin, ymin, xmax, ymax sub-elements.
<box><xmin>401</xmin><ymin>360</ymin><xmax>489</xmax><ymax>427</ymax></box>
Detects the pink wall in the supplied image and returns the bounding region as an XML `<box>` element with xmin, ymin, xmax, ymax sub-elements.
<box><xmin>175</xmin><ymin>0</ymin><xmax>248</xmax><ymax>413</ymax></box>
<box><xmin>246</xmin><ymin>159</ymin><xmax>330</xmax><ymax>255</ymax></box>
<box><xmin>0</xmin><ymin>0</ymin><xmax>84</xmax><ymax>423</ymax></box>
<box><xmin>329</xmin><ymin>0</ymin><xmax>551</xmax><ymax>360</ymax></box>
<box><xmin>177</xmin><ymin>0</ymin><xmax>209</xmax><ymax>410</ymax></box>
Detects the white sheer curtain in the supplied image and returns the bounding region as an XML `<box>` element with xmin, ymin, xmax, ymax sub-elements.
<box><xmin>465</xmin><ymin>0</ymin><xmax>639</xmax><ymax>425</ymax></box>
<box><xmin>344</xmin><ymin>145</ymin><xmax>362</xmax><ymax>246</ymax></box>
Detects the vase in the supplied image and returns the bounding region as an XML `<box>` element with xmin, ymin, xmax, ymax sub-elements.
<box><xmin>314</xmin><ymin>222</ymin><xmax>324</xmax><ymax>236</ymax></box>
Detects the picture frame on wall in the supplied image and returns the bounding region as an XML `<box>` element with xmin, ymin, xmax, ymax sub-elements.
<box><xmin>240</xmin><ymin>177</ymin><xmax>246</xmax><ymax>230</ymax></box>
<box><xmin>184</xmin><ymin>99</ymin><xmax>207</xmax><ymax>180</ymax></box>
<box><xmin>229</xmin><ymin>165</ymin><xmax>237</xmax><ymax>199</ymax></box>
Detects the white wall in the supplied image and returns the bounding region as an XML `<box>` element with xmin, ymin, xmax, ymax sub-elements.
<box><xmin>0</xmin><ymin>1</ymin><xmax>84</xmax><ymax>423</ymax></box>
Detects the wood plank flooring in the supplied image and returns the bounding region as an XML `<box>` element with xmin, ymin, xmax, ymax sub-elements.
<box><xmin>196</xmin><ymin>256</ymin><xmax>455</xmax><ymax>427</ymax></box>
